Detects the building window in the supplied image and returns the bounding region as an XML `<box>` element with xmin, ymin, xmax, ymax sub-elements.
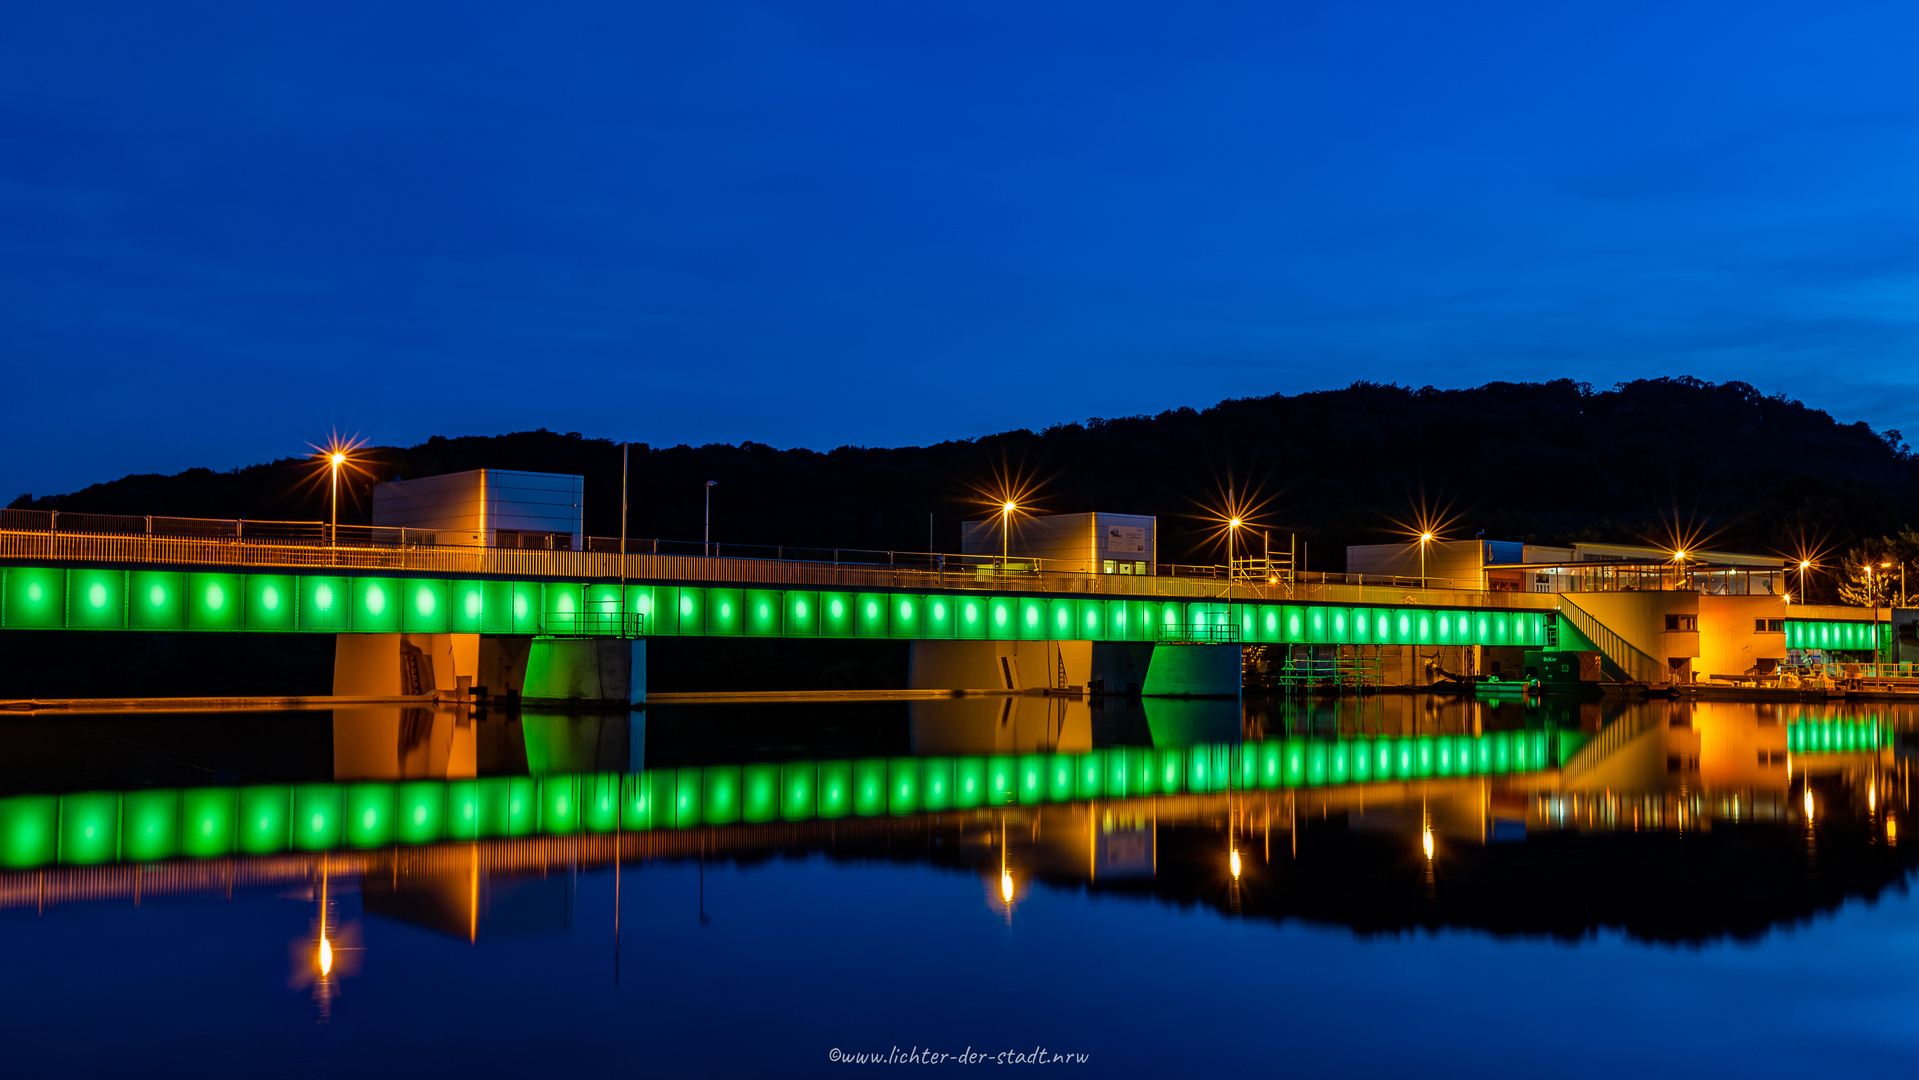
<box><xmin>1117</xmin><ymin>561</ymin><xmax>1133</xmax><ymax>575</ymax></box>
<box><xmin>1755</xmin><ymin>618</ymin><xmax>1785</xmax><ymax>633</ymax></box>
<box><xmin>1102</xmin><ymin>559</ymin><xmax>1116</xmax><ymax>574</ymax></box>
<box><xmin>1664</xmin><ymin>614</ymin><xmax>1697</xmax><ymax>631</ymax></box>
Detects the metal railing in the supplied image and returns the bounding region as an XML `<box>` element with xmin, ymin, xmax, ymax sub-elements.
<box><xmin>1156</xmin><ymin>623</ymin><xmax>1242</xmax><ymax>644</ymax></box>
<box><xmin>1556</xmin><ymin>595</ymin><xmax>1667</xmax><ymax>685</ymax></box>
<box><xmin>543</xmin><ymin>612</ymin><xmax>648</xmax><ymax>637</ymax></box>
<box><xmin>0</xmin><ymin>508</ymin><xmax>1564</xmax><ymax>610</ymax></box>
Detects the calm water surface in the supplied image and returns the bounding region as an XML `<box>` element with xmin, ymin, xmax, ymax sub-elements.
<box><xmin>2</xmin><ymin>694</ymin><xmax>1914</xmax><ymax>1077</ymax></box>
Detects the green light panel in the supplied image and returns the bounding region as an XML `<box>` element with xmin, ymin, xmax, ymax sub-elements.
<box><xmin>785</xmin><ymin>591</ymin><xmax>819</xmax><ymax>637</ymax></box>
<box><xmin>122</xmin><ymin>790</ymin><xmax>179</xmax><ymax>861</ymax></box>
<box><xmin>954</xmin><ymin>757</ymin><xmax>986</xmax><ymax>807</ymax></box>
<box><xmin>297</xmin><ymin>576</ymin><xmax>348</xmax><ymax>632</ymax></box>
<box><xmin>188</xmin><ymin>572</ymin><xmax>242</xmax><ymax>631</ymax></box>
<box><xmin>923</xmin><ymin>596</ymin><xmax>954</xmax><ymax>639</ymax></box>
<box><xmin>855</xmin><ymin>594</ymin><xmax>888</xmax><ymax>639</ymax></box>
<box><xmin>745</xmin><ymin>590</ymin><xmax>782</xmax><ymax>637</ymax></box>
<box><xmin>673</xmin><ymin>768</ymin><xmax>703</xmax><ymax>827</ymax></box>
<box><xmin>544</xmin><ymin>582</ymin><xmax>585</xmax><ymax>635</ymax></box>
<box><xmin>624</xmin><ymin>586</ymin><xmax>658</xmax><ymax>637</ymax></box>
<box><xmin>128</xmin><ymin>570</ymin><xmax>186</xmax><ymax>630</ymax></box>
<box><xmin>890</xmin><ymin>595</ymin><xmax>923</xmax><ymax>639</ymax></box>
<box><xmin>511</xmin><ymin>581</ymin><xmax>543</xmax><ymax>634</ymax></box>
<box><xmin>68</xmin><ymin>569</ymin><xmax>124</xmax><ymax>630</ymax></box>
<box><xmin>179</xmin><ymin>790</ymin><xmax>236</xmax><ymax>859</ymax></box>
<box><xmin>820</xmin><ymin>592</ymin><xmax>854</xmax><ymax>637</ymax></box>
<box><xmin>818</xmin><ymin>761</ymin><xmax>851</xmax><ymax>818</ymax></box>
<box><xmin>59</xmin><ymin>792</ymin><xmax>119</xmax><ymax>864</ymax></box>
<box><xmin>245</xmin><ymin>575</ymin><xmax>296</xmax><ymax>632</ymax></box>
<box><xmin>701</xmin><ymin>768</ymin><xmax>739</xmax><ymax>825</ymax></box>
<box><xmin>853</xmin><ymin>759</ymin><xmax>887</xmax><ymax>816</ymax></box>
<box><xmin>351</xmin><ymin>578</ymin><xmax>401</xmax><ymax>632</ymax></box>
<box><xmin>0</xmin><ymin>796</ymin><xmax>57</xmax><ymax>869</ymax></box>
<box><xmin>292</xmin><ymin>785</ymin><xmax>342</xmax><ymax>850</ymax></box>
<box><xmin>957</xmin><ymin>597</ymin><xmax>987</xmax><ymax>640</ymax></box>
<box><xmin>404</xmin><ymin>579</ymin><xmax>452</xmax><ymax>634</ymax></box>
<box><xmin>743</xmin><ymin>764</ymin><xmax>778</xmax><ymax>822</ymax></box>
<box><xmin>239</xmin><ymin>786</ymin><xmax>290</xmax><ymax>853</ymax></box>
<box><xmin>3</xmin><ymin>567</ymin><xmax>64</xmax><ymax>629</ymax></box>
<box><xmin>345</xmin><ymin>783</ymin><xmax>396</xmax><ymax>847</ymax></box>
<box><xmin>781</xmin><ymin>762</ymin><xmax>816</xmax><ymax>820</ymax></box>
<box><xmin>706</xmin><ymin>589</ymin><xmax>742</xmax><ymax>637</ymax></box>
<box><xmin>1019</xmin><ymin>599</ymin><xmax>1046</xmax><ymax>641</ymax></box>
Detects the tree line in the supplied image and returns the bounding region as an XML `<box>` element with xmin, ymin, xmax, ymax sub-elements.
<box><xmin>12</xmin><ymin>377</ymin><xmax>1917</xmax><ymax>603</ymax></box>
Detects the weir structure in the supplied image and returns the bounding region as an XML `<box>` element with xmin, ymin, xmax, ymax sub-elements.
<box><xmin>0</xmin><ymin>509</ymin><xmax>1892</xmax><ymax>702</ymax></box>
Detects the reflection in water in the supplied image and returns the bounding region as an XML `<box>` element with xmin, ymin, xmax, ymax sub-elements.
<box><xmin>331</xmin><ymin>706</ymin><xmax>642</xmax><ymax>780</ymax></box>
<box><xmin>0</xmin><ymin>698</ymin><xmax>1915</xmax><ymax>950</ymax></box>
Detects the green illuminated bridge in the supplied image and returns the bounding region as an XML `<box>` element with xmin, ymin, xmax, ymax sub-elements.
<box><xmin>0</xmin><ymin>731</ymin><xmax>1563</xmax><ymax>870</ymax></box>
<box><xmin>0</xmin><ymin>516</ymin><xmax>1885</xmax><ymax>700</ymax></box>
<box><xmin>0</xmin><ymin>715</ymin><xmax>1881</xmax><ymax>872</ymax></box>
<box><xmin>0</xmin><ymin>514</ymin><xmax>1563</xmax><ymax>643</ymax></box>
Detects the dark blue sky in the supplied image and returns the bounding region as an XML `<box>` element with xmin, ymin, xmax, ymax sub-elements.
<box><xmin>6</xmin><ymin>2</ymin><xmax>1919</xmax><ymax>499</ymax></box>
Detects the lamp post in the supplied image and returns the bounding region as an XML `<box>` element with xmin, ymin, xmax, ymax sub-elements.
<box><xmin>1419</xmin><ymin>532</ymin><xmax>1434</xmax><ymax>589</ymax></box>
<box><xmin>327</xmin><ymin>451</ymin><xmax>345</xmax><ymax>556</ymax></box>
<box><xmin>1001</xmin><ymin>500</ymin><xmax>1015</xmax><ymax>574</ymax></box>
<box><xmin>704</xmin><ymin>481</ymin><xmax>717</xmax><ymax>557</ymax></box>
<box><xmin>1879</xmin><ymin>561</ymin><xmax>1893</xmax><ymax>661</ymax></box>
<box><xmin>1799</xmin><ymin>560</ymin><xmax>1811</xmax><ymax>605</ymax></box>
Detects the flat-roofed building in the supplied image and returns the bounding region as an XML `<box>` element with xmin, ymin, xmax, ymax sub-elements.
<box><xmin>372</xmin><ymin>468</ymin><xmax>583</xmax><ymax>550</ymax></box>
<box><xmin>960</xmin><ymin>511</ymin><xmax>1155</xmax><ymax>576</ymax></box>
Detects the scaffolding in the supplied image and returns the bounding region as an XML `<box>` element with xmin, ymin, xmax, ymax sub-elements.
<box><xmin>1231</xmin><ymin>532</ymin><xmax>1296</xmax><ymax>592</ymax></box>
<box><xmin>1244</xmin><ymin>643</ymin><xmax>1383</xmax><ymax>696</ymax></box>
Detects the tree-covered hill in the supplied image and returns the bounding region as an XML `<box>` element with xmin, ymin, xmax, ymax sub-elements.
<box><xmin>13</xmin><ymin>378</ymin><xmax>1917</xmax><ymax>583</ymax></box>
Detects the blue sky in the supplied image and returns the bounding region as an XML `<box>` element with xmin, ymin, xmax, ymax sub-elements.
<box><xmin>6</xmin><ymin>1</ymin><xmax>1919</xmax><ymax>498</ymax></box>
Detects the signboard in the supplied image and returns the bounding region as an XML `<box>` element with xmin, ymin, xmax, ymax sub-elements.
<box><xmin>1106</xmin><ymin>526</ymin><xmax>1146</xmax><ymax>554</ymax></box>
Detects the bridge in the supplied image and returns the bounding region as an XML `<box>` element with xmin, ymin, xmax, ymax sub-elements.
<box><xmin>0</xmin><ymin>508</ymin><xmax>1886</xmax><ymax>699</ymax></box>
<box><xmin>0</xmin><ymin>709</ymin><xmax>1888</xmax><ymax>886</ymax></box>
<box><xmin>0</xmin><ymin>729</ymin><xmax>1566</xmax><ymax>870</ymax></box>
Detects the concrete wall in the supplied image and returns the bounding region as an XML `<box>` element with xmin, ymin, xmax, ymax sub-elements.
<box><xmin>908</xmin><ymin>696</ymin><xmax>1094</xmax><ymax>755</ymax></box>
<box><xmin>333</xmin><ymin>633</ymin><xmax>404</xmax><ymax>696</ymax></box>
<box><xmin>1140</xmin><ymin>644</ymin><xmax>1241</xmax><ymax>698</ymax></box>
<box><xmin>333</xmin><ymin>705</ymin><xmax>478</xmax><ymax>780</ymax></box>
<box><xmin>1560</xmin><ymin>591</ymin><xmax>1699</xmax><ymax>679</ymax></box>
<box><xmin>1697</xmin><ymin>595</ymin><xmax>1791</xmax><ymax>679</ymax></box>
<box><xmin>521</xmin><ymin>637</ymin><xmax>644</xmax><ymax>706</ymax></box>
<box><xmin>908</xmin><ymin>640</ymin><xmax>1092</xmax><ymax>691</ymax></box>
<box><xmin>333</xmin><ymin>632</ymin><xmax>483</xmax><ymax>696</ymax></box>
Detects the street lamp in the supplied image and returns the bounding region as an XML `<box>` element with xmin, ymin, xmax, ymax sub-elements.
<box><xmin>1419</xmin><ymin>532</ymin><xmax>1435</xmax><ymax>589</ymax></box>
<box><xmin>328</xmin><ymin>452</ymin><xmax>345</xmax><ymax>545</ymax></box>
<box><xmin>704</xmin><ymin>481</ymin><xmax>717</xmax><ymax>557</ymax></box>
<box><xmin>1798</xmin><ymin>560</ymin><xmax>1812</xmax><ymax>605</ymax></box>
<box><xmin>1001</xmin><ymin>499</ymin><xmax>1016</xmax><ymax>573</ymax></box>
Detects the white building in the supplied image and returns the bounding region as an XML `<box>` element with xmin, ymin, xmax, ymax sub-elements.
<box><xmin>960</xmin><ymin>511</ymin><xmax>1155</xmax><ymax>575</ymax></box>
<box><xmin>371</xmin><ymin>469</ymin><xmax>583</xmax><ymax>550</ymax></box>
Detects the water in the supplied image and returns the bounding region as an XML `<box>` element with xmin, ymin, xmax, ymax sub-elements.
<box><xmin>1</xmin><ymin>695</ymin><xmax>1913</xmax><ymax>1077</ymax></box>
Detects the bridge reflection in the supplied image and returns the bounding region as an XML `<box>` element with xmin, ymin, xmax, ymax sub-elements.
<box><xmin>0</xmin><ymin>697</ymin><xmax>1911</xmax><ymax>948</ymax></box>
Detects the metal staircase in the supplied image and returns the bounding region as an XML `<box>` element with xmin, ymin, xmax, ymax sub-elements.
<box><xmin>1555</xmin><ymin>595</ymin><xmax>1665</xmax><ymax>686</ymax></box>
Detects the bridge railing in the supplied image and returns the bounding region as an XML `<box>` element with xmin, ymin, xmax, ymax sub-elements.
<box><xmin>0</xmin><ymin>511</ymin><xmax>1560</xmax><ymax>609</ymax></box>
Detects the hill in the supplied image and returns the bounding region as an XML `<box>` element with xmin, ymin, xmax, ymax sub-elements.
<box><xmin>13</xmin><ymin>378</ymin><xmax>1917</xmax><ymax>587</ymax></box>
